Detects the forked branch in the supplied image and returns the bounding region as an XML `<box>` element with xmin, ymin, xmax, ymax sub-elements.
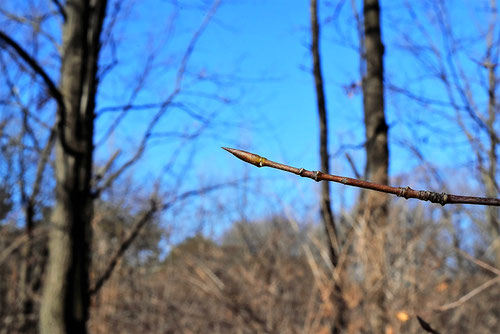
<box><xmin>222</xmin><ymin>147</ymin><xmax>500</xmax><ymax>207</ymax></box>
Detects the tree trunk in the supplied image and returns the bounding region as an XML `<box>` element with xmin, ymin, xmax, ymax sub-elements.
<box><xmin>362</xmin><ymin>0</ymin><xmax>389</xmax><ymax>209</ymax></box>
<box><xmin>310</xmin><ymin>0</ymin><xmax>347</xmax><ymax>332</ymax></box>
<box><xmin>40</xmin><ymin>1</ymin><xmax>107</xmax><ymax>333</ymax></box>
<box><xmin>361</xmin><ymin>0</ymin><xmax>389</xmax><ymax>332</ymax></box>
<box><xmin>19</xmin><ymin>202</ymin><xmax>35</xmax><ymax>332</ymax></box>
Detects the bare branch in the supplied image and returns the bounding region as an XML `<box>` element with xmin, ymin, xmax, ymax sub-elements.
<box><xmin>93</xmin><ymin>0</ymin><xmax>221</xmax><ymax>196</ymax></box>
<box><xmin>222</xmin><ymin>147</ymin><xmax>500</xmax><ymax>206</ymax></box>
<box><xmin>0</xmin><ymin>226</ymin><xmax>48</xmax><ymax>265</ymax></box>
<box><xmin>0</xmin><ymin>30</ymin><xmax>87</xmax><ymax>157</ymax></box>
<box><xmin>0</xmin><ymin>31</ymin><xmax>64</xmax><ymax>111</ymax></box>
<box><xmin>50</xmin><ymin>0</ymin><xmax>67</xmax><ymax>21</ymax></box>
<box><xmin>435</xmin><ymin>275</ymin><xmax>500</xmax><ymax>311</ymax></box>
<box><xmin>456</xmin><ymin>248</ymin><xmax>500</xmax><ymax>276</ymax></box>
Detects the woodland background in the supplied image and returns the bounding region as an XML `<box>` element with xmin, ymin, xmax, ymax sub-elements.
<box><xmin>0</xmin><ymin>0</ymin><xmax>499</xmax><ymax>333</ymax></box>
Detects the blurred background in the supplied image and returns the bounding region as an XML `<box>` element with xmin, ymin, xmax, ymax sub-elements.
<box><xmin>0</xmin><ymin>0</ymin><xmax>499</xmax><ymax>333</ymax></box>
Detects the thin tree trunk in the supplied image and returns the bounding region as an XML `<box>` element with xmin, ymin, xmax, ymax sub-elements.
<box><xmin>485</xmin><ymin>70</ymin><xmax>499</xmax><ymax>267</ymax></box>
<box><xmin>484</xmin><ymin>1</ymin><xmax>499</xmax><ymax>267</ymax></box>
<box><xmin>361</xmin><ymin>0</ymin><xmax>389</xmax><ymax>332</ymax></box>
<box><xmin>310</xmin><ymin>0</ymin><xmax>347</xmax><ymax>332</ymax></box>
<box><xmin>40</xmin><ymin>1</ymin><xmax>108</xmax><ymax>333</ymax></box>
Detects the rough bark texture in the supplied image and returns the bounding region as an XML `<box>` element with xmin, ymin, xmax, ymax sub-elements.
<box><xmin>310</xmin><ymin>0</ymin><xmax>347</xmax><ymax>332</ymax></box>
<box><xmin>40</xmin><ymin>1</ymin><xmax>108</xmax><ymax>333</ymax></box>
<box><xmin>361</xmin><ymin>0</ymin><xmax>389</xmax><ymax>332</ymax></box>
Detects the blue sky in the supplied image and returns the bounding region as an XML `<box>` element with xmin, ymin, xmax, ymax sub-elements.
<box><xmin>2</xmin><ymin>0</ymin><xmax>496</xmax><ymax>243</ymax></box>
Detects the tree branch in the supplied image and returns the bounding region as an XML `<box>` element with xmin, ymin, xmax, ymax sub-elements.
<box><xmin>435</xmin><ymin>275</ymin><xmax>500</xmax><ymax>311</ymax></box>
<box><xmin>0</xmin><ymin>31</ymin><xmax>84</xmax><ymax>156</ymax></box>
<box><xmin>0</xmin><ymin>31</ymin><xmax>64</xmax><ymax>111</ymax></box>
<box><xmin>50</xmin><ymin>0</ymin><xmax>67</xmax><ymax>21</ymax></box>
<box><xmin>92</xmin><ymin>0</ymin><xmax>221</xmax><ymax>197</ymax></box>
<box><xmin>222</xmin><ymin>147</ymin><xmax>500</xmax><ymax>207</ymax></box>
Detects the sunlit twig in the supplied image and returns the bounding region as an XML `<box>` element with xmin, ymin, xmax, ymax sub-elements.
<box><xmin>222</xmin><ymin>147</ymin><xmax>500</xmax><ymax>207</ymax></box>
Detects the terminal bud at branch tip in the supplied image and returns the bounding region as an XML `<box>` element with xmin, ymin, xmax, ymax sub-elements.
<box><xmin>221</xmin><ymin>147</ymin><xmax>264</xmax><ymax>167</ymax></box>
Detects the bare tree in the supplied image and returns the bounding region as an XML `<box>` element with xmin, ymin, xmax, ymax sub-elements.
<box><xmin>361</xmin><ymin>0</ymin><xmax>389</xmax><ymax>223</ymax></box>
<box><xmin>310</xmin><ymin>0</ymin><xmax>347</xmax><ymax>332</ymax></box>
<box><xmin>389</xmin><ymin>0</ymin><xmax>500</xmax><ymax>267</ymax></box>
<box><xmin>0</xmin><ymin>0</ymin><xmax>106</xmax><ymax>330</ymax></box>
<box><xmin>36</xmin><ymin>1</ymin><xmax>108</xmax><ymax>332</ymax></box>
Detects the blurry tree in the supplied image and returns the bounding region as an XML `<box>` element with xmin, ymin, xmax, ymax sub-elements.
<box><xmin>0</xmin><ymin>0</ymin><xmax>229</xmax><ymax>332</ymax></box>
<box><xmin>345</xmin><ymin>0</ymin><xmax>390</xmax><ymax>331</ymax></box>
<box><xmin>389</xmin><ymin>1</ymin><xmax>499</xmax><ymax>267</ymax></box>
<box><xmin>0</xmin><ymin>1</ymin><xmax>112</xmax><ymax>332</ymax></box>
<box><xmin>310</xmin><ymin>0</ymin><xmax>347</xmax><ymax>332</ymax></box>
<box><xmin>359</xmin><ymin>0</ymin><xmax>389</xmax><ymax>332</ymax></box>
<box><xmin>360</xmin><ymin>0</ymin><xmax>389</xmax><ymax>217</ymax></box>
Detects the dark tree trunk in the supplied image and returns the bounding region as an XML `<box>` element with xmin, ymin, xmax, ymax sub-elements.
<box><xmin>40</xmin><ymin>1</ymin><xmax>108</xmax><ymax>333</ymax></box>
<box><xmin>19</xmin><ymin>202</ymin><xmax>35</xmax><ymax>332</ymax></box>
<box><xmin>361</xmin><ymin>0</ymin><xmax>389</xmax><ymax>332</ymax></box>
<box><xmin>310</xmin><ymin>0</ymin><xmax>347</xmax><ymax>332</ymax></box>
<box><xmin>362</xmin><ymin>0</ymin><xmax>388</xmax><ymax>209</ymax></box>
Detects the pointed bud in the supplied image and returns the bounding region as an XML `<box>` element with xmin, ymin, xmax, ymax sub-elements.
<box><xmin>222</xmin><ymin>147</ymin><xmax>267</xmax><ymax>167</ymax></box>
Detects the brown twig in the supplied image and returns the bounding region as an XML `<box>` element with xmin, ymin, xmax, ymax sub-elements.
<box><xmin>222</xmin><ymin>147</ymin><xmax>500</xmax><ymax>207</ymax></box>
<box><xmin>429</xmin><ymin>248</ymin><xmax>500</xmax><ymax>312</ymax></box>
<box><xmin>455</xmin><ymin>247</ymin><xmax>500</xmax><ymax>276</ymax></box>
<box><xmin>434</xmin><ymin>276</ymin><xmax>500</xmax><ymax>311</ymax></box>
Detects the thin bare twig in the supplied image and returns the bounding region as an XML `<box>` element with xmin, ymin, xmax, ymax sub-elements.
<box><xmin>456</xmin><ymin>247</ymin><xmax>500</xmax><ymax>276</ymax></box>
<box><xmin>435</xmin><ymin>275</ymin><xmax>500</xmax><ymax>311</ymax></box>
<box><xmin>50</xmin><ymin>0</ymin><xmax>67</xmax><ymax>21</ymax></box>
<box><xmin>0</xmin><ymin>31</ymin><xmax>63</xmax><ymax>110</ymax></box>
<box><xmin>429</xmin><ymin>247</ymin><xmax>500</xmax><ymax>312</ymax></box>
<box><xmin>222</xmin><ymin>147</ymin><xmax>500</xmax><ymax>206</ymax></box>
<box><xmin>0</xmin><ymin>30</ymin><xmax>83</xmax><ymax>156</ymax></box>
